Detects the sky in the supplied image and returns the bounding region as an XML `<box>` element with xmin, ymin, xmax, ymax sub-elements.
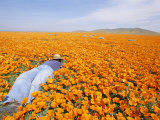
<box><xmin>0</xmin><ymin>0</ymin><xmax>160</xmax><ymax>32</ymax></box>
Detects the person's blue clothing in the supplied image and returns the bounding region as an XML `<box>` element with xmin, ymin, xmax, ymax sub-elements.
<box><xmin>42</xmin><ymin>60</ymin><xmax>62</xmax><ymax>71</ymax></box>
<box><xmin>1</xmin><ymin>60</ymin><xmax>62</xmax><ymax>104</ymax></box>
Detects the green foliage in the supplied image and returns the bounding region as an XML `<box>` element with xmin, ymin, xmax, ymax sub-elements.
<box><xmin>145</xmin><ymin>102</ymin><xmax>155</xmax><ymax>113</ymax></box>
<box><xmin>9</xmin><ymin>75</ymin><xmax>18</xmax><ymax>86</ymax></box>
<box><xmin>20</xmin><ymin>64</ymin><xmax>25</xmax><ymax>71</ymax></box>
<box><xmin>24</xmin><ymin>110</ymin><xmax>33</xmax><ymax>120</ymax></box>
<box><xmin>37</xmin><ymin>103</ymin><xmax>50</xmax><ymax>117</ymax></box>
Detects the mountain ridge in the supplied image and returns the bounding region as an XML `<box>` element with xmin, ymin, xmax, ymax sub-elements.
<box><xmin>73</xmin><ymin>28</ymin><xmax>160</xmax><ymax>35</ymax></box>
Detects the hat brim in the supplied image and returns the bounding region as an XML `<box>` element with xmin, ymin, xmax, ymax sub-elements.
<box><xmin>53</xmin><ymin>58</ymin><xmax>62</xmax><ymax>60</ymax></box>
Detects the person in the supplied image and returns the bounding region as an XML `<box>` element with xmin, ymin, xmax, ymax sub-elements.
<box><xmin>1</xmin><ymin>54</ymin><xmax>63</xmax><ymax>105</ymax></box>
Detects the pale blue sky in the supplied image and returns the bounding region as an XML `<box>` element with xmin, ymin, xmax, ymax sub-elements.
<box><xmin>0</xmin><ymin>0</ymin><xmax>160</xmax><ymax>32</ymax></box>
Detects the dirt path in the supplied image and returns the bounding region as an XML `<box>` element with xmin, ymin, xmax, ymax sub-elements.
<box><xmin>0</xmin><ymin>103</ymin><xmax>20</xmax><ymax>120</ymax></box>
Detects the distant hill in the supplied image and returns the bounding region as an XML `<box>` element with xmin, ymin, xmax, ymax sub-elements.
<box><xmin>73</xmin><ymin>28</ymin><xmax>160</xmax><ymax>35</ymax></box>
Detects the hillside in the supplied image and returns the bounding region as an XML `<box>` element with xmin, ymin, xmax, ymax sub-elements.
<box><xmin>73</xmin><ymin>28</ymin><xmax>160</xmax><ymax>35</ymax></box>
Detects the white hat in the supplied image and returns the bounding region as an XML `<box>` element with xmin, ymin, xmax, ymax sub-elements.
<box><xmin>53</xmin><ymin>54</ymin><xmax>62</xmax><ymax>60</ymax></box>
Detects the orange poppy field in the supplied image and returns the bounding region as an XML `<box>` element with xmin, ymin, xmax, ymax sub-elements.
<box><xmin>0</xmin><ymin>32</ymin><xmax>160</xmax><ymax>120</ymax></box>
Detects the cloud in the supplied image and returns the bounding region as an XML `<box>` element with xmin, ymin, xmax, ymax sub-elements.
<box><xmin>57</xmin><ymin>0</ymin><xmax>160</xmax><ymax>32</ymax></box>
<box><xmin>1</xmin><ymin>0</ymin><xmax>159</xmax><ymax>32</ymax></box>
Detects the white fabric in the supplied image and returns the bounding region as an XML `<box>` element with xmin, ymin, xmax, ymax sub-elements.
<box><xmin>2</xmin><ymin>65</ymin><xmax>54</xmax><ymax>104</ymax></box>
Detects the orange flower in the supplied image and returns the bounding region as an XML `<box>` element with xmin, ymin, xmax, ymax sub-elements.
<box><xmin>43</xmin><ymin>85</ymin><xmax>49</xmax><ymax>91</ymax></box>
<box><xmin>129</xmin><ymin>99</ymin><xmax>137</xmax><ymax>106</ymax></box>
<box><xmin>21</xmin><ymin>97</ymin><xmax>28</xmax><ymax>104</ymax></box>
<box><xmin>37</xmin><ymin>101</ymin><xmax>47</xmax><ymax>109</ymax></box>
<box><xmin>56</xmin><ymin>108</ymin><xmax>64</xmax><ymax>114</ymax></box>
<box><xmin>2</xmin><ymin>116</ymin><xmax>15</xmax><ymax>120</ymax></box>
<box><xmin>152</xmin><ymin>105</ymin><xmax>160</xmax><ymax>114</ymax></box>
<box><xmin>151</xmin><ymin>113</ymin><xmax>159</xmax><ymax>120</ymax></box>
<box><xmin>105</xmin><ymin>115</ymin><xmax>116</xmax><ymax>120</ymax></box>
<box><xmin>46</xmin><ymin>110</ymin><xmax>53</xmax><ymax>118</ymax></box>
<box><xmin>46</xmin><ymin>78</ymin><xmax>54</xmax><ymax>84</ymax></box>
<box><xmin>1</xmin><ymin>32</ymin><xmax>160</xmax><ymax>119</ymax></box>
<box><xmin>112</xmin><ymin>97</ymin><xmax>120</xmax><ymax>103</ymax></box>
<box><xmin>51</xmin><ymin>101</ymin><xmax>57</xmax><ymax>108</ymax></box>
<box><xmin>116</xmin><ymin>112</ymin><xmax>126</xmax><ymax>120</ymax></box>
<box><xmin>31</xmin><ymin>91</ymin><xmax>41</xmax><ymax>97</ymax></box>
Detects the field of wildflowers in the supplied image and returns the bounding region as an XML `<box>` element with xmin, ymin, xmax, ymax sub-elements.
<box><xmin>0</xmin><ymin>32</ymin><xmax>160</xmax><ymax>120</ymax></box>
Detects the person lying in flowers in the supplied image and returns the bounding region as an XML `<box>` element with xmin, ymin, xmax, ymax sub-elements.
<box><xmin>1</xmin><ymin>54</ymin><xmax>63</xmax><ymax>105</ymax></box>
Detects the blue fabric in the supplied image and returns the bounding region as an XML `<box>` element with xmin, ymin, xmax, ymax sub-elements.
<box><xmin>1</xmin><ymin>64</ymin><xmax>61</xmax><ymax>104</ymax></box>
<box><xmin>42</xmin><ymin>60</ymin><xmax>62</xmax><ymax>71</ymax></box>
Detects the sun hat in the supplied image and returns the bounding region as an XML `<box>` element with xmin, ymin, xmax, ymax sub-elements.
<box><xmin>53</xmin><ymin>54</ymin><xmax>62</xmax><ymax>60</ymax></box>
